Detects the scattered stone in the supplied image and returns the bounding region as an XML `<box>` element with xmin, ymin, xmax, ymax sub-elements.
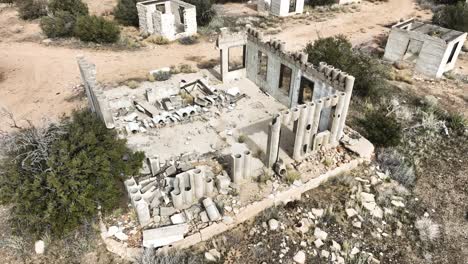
<box><xmin>321</xmin><ymin>250</ymin><xmax>330</xmax><ymax>258</ymax></box>
<box><xmin>300</xmin><ymin>241</ymin><xmax>307</xmax><ymax>247</ymax></box>
<box><xmin>350</xmin><ymin>247</ymin><xmax>360</xmax><ymax>255</ymax></box>
<box><xmin>311</xmin><ymin>208</ymin><xmax>324</xmax><ymax>218</ymax></box>
<box><xmin>224</xmin><ymin>206</ymin><xmax>233</xmax><ymax>212</ymax></box>
<box><xmin>208</xmin><ymin>248</ymin><xmax>221</xmax><ymax>259</ymax></box>
<box><xmin>346</xmin><ymin>208</ymin><xmax>358</xmax><ymax>218</ymax></box>
<box><xmin>296</xmin><ymin>218</ymin><xmax>312</xmax><ymax>233</ymax></box>
<box><xmin>35</xmin><ymin>240</ymin><xmax>45</xmax><ymax>254</ymax></box>
<box><xmin>170</xmin><ymin>213</ymin><xmax>186</xmax><ymax>224</ymax></box>
<box><xmin>107</xmin><ymin>226</ymin><xmax>119</xmax><ymax>237</ymax></box>
<box><xmin>391</xmin><ymin>200</ymin><xmax>405</xmax><ymax>207</ymax></box>
<box><xmin>353</xmin><ymin>221</ymin><xmax>362</xmax><ymax>228</ymax></box>
<box><xmin>293</xmin><ymin>250</ymin><xmax>306</xmax><ymax>264</ymax></box>
<box><xmin>223</xmin><ymin>216</ymin><xmax>234</xmax><ymax>225</ymax></box>
<box><xmin>159</xmin><ymin>207</ymin><xmax>177</xmax><ymax>216</ymax></box>
<box><xmin>331</xmin><ymin>240</ymin><xmax>341</xmax><ymax>251</ymax></box>
<box><xmin>314</xmin><ymin>227</ymin><xmax>328</xmax><ymax>240</ymax></box>
<box><xmin>268</xmin><ymin>219</ymin><xmax>279</xmax><ymax>231</ymax></box>
<box><xmin>115</xmin><ymin>231</ymin><xmax>128</xmax><ymax>241</ymax></box>
<box><xmin>205</xmin><ymin>252</ymin><xmax>217</xmax><ymax>262</ymax></box>
<box><xmin>314</xmin><ymin>239</ymin><xmax>324</xmax><ymax>248</ymax></box>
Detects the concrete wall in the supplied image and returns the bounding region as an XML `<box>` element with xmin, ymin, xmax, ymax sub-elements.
<box><xmin>383</xmin><ymin>21</ymin><xmax>467</xmax><ymax>78</ymax></box>
<box><xmin>137</xmin><ymin>0</ymin><xmax>197</xmax><ymax>40</ymax></box>
<box><xmin>77</xmin><ymin>57</ymin><xmax>115</xmax><ymax>129</ymax></box>
<box><xmin>262</xmin><ymin>0</ymin><xmax>304</xmax><ymax>16</ymax></box>
<box><xmin>217</xmin><ymin>29</ymin><xmax>248</xmax><ymax>82</ymax></box>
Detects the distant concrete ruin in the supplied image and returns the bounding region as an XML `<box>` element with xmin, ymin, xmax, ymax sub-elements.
<box><xmin>257</xmin><ymin>0</ymin><xmax>304</xmax><ymax>16</ymax></box>
<box><xmin>383</xmin><ymin>18</ymin><xmax>467</xmax><ymax>78</ymax></box>
<box><xmin>137</xmin><ymin>0</ymin><xmax>197</xmax><ymax>41</ymax></box>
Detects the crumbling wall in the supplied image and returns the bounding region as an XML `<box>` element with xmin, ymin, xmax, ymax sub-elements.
<box><xmin>77</xmin><ymin>56</ymin><xmax>115</xmax><ymax>129</ymax></box>
<box><xmin>266</xmin><ymin>0</ymin><xmax>304</xmax><ymax>16</ymax></box>
<box><xmin>216</xmin><ymin>28</ymin><xmax>248</xmax><ymax>83</ymax></box>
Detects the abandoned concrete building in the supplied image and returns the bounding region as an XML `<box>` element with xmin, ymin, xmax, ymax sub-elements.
<box><xmin>257</xmin><ymin>0</ymin><xmax>304</xmax><ymax>16</ymax></box>
<box><xmin>383</xmin><ymin>18</ymin><xmax>467</xmax><ymax>78</ymax></box>
<box><xmin>137</xmin><ymin>0</ymin><xmax>197</xmax><ymax>41</ymax></box>
<box><xmin>77</xmin><ymin>25</ymin><xmax>373</xmax><ymax>252</ymax></box>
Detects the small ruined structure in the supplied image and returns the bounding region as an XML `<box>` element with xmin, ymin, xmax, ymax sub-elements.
<box><xmin>383</xmin><ymin>18</ymin><xmax>467</xmax><ymax>78</ymax></box>
<box><xmin>137</xmin><ymin>0</ymin><xmax>197</xmax><ymax>41</ymax></box>
<box><xmin>77</xmin><ymin>24</ymin><xmax>373</xmax><ymax>254</ymax></box>
<box><xmin>257</xmin><ymin>0</ymin><xmax>304</xmax><ymax>16</ymax></box>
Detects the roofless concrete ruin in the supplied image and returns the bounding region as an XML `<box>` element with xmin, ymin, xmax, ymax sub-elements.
<box><xmin>384</xmin><ymin>18</ymin><xmax>467</xmax><ymax>78</ymax></box>
<box><xmin>77</xmin><ymin>25</ymin><xmax>373</xmax><ymax>254</ymax></box>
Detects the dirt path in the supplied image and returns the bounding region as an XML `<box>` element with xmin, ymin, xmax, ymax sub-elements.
<box><xmin>0</xmin><ymin>0</ymin><xmax>431</xmax><ymax>128</ymax></box>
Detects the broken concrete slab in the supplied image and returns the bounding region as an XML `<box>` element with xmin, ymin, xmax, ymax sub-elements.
<box><xmin>142</xmin><ymin>224</ymin><xmax>188</xmax><ymax>248</ymax></box>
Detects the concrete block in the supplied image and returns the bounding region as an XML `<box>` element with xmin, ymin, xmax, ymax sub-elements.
<box><xmin>142</xmin><ymin>224</ymin><xmax>188</xmax><ymax>248</ymax></box>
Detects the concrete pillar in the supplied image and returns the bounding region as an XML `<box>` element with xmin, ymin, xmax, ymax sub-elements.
<box><xmin>231</xmin><ymin>153</ymin><xmax>244</xmax><ymax>184</ymax></box>
<box><xmin>282</xmin><ymin>110</ymin><xmax>292</xmax><ymax>126</ymax></box>
<box><xmin>337</xmin><ymin>75</ymin><xmax>355</xmax><ymax>139</ymax></box>
<box><xmin>134</xmin><ymin>196</ymin><xmax>151</xmax><ymax>226</ymax></box>
<box><xmin>302</xmin><ymin>102</ymin><xmax>315</xmax><ymax>154</ymax></box>
<box><xmin>193</xmin><ymin>168</ymin><xmax>205</xmax><ymax>199</ymax></box>
<box><xmin>243</xmin><ymin>150</ymin><xmax>252</xmax><ymax>179</ymax></box>
<box><xmin>204</xmin><ymin>177</ymin><xmax>214</xmax><ymax>196</ymax></box>
<box><xmin>310</xmin><ymin>99</ymin><xmax>324</xmax><ymax>149</ymax></box>
<box><xmin>266</xmin><ymin>114</ymin><xmax>282</xmax><ymax>168</ymax></box>
<box><xmin>149</xmin><ymin>157</ymin><xmax>160</xmax><ymax>176</ymax></box>
<box><xmin>203</xmin><ymin>197</ymin><xmax>221</xmax><ymax>221</ymax></box>
<box><xmin>181</xmin><ymin>173</ymin><xmax>193</xmax><ymax>206</ymax></box>
<box><xmin>329</xmin><ymin>92</ymin><xmax>346</xmax><ymax>146</ymax></box>
<box><xmin>293</xmin><ymin>105</ymin><xmax>308</xmax><ymax>161</ymax></box>
<box><xmin>220</xmin><ymin>49</ymin><xmax>229</xmax><ymax>82</ymax></box>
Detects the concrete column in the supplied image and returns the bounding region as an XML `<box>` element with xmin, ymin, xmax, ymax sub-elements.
<box><xmin>220</xmin><ymin>49</ymin><xmax>229</xmax><ymax>82</ymax></box>
<box><xmin>204</xmin><ymin>177</ymin><xmax>214</xmax><ymax>197</ymax></box>
<box><xmin>293</xmin><ymin>105</ymin><xmax>308</xmax><ymax>160</ymax></box>
<box><xmin>149</xmin><ymin>157</ymin><xmax>160</xmax><ymax>176</ymax></box>
<box><xmin>182</xmin><ymin>172</ymin><xmax>193</xmax><ymax>206</ymax></box>
<box><xmin>171</xmin><ymin>190</ymin><xmax>184</xmax><ymax>210</ymax></box>
<box><xmin>329</xmin><ymin>92</ymin><xmax>346</xmax><ymax>146</ymax></box>
<box><xmin>266</xmin><ymin>114</ymin><xmax>282</xmax><ymax>168</ymax></box>
<box><xmin>302</xmin><ymin>102</ymin><xmax>315</xmax><ymax>154</ymax></box>
<box><xmin>231</xmin><ymin>153</ymin><xmax>244</xmax><ymax>184</ymax></box>
<box><xmin>337</xmin><ymin>75</ymin><xmax>355</xmax><ymax>139</ymax></box>
<box><xmin>243</xmin><ymin>150</ymin><xmax>252</xmax><ymax>179</ymax></box>
<box><xmin>134</xmin><ymin>196</ymin><xmax>151</xmax><ymax>226</ymax></box>
<box><xmin>203</xmin><ymin>198</ymin><xmax>221</xmax><ymax>221</ymax></box>
<box><xmin>310</xmin><ymin>99</ymin><xmax>324</xmax><ymax>148</ymax></box>
<box><xmin>281</xmin><ymin>110</ymin><xmax>292</xmax><ymax>126</ymax></box>
<box><xmin>193</xmin><ymin>168</ymin><xmax>205</xmax><ymax>199</ymax></box>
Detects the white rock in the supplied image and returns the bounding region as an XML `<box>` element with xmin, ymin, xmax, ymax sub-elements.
<box><xmin>205</xmin><ymin>252</ymin><xmax>217</xmax><ymax>262</ymax></box>
<box><xmin>268</xmin><ymin>219</ymin><xmax>279</xmax><ymax>231</ymax></box>
<box><xmin>311</xmin><ymin>208</ymin><xmax>324</xmax><ymax>218</ymax></box>
<box><xmin>346</xmin><ymin>208</ymin><xmax>358</xmax><ymax>218</ymax></box>
<box><xmin>224</xmin><ymin>206</ymin><xmax>233</xmax><ymax>212</ymax></box>
<box><xmin>170</xmin><ymin>213</ymin><xmax>186</xmax><ymax>224</ymax></box>
<box><xmin>222</xmin><ymin>216</ymin><xmax>234</xmax><ymax>225</ymax></box>
<box><xmin>391</xmin><ymin>200</ymin><xmax>405</xmax><ymax>207</ymax></box>
<box><xmin>34</xmin><ymin>240</ymin><xmax>45</xmax><ymax>254</ymax></box>
<box><xmin>353</xmin><ymin>221</ymin><xmax>362</xmax><ymax>228</ymax></box>
<box><xmin>314</xmin><ymin>227</ymin><xmax>328</xmax><ymax>240</ymax></box>
<box><xmin>107</xmin><ymin>226</ymin><xmax>119</xmax><ymax>237</ymax></box>
<box><xmin>372</xmin><ymin>206</ymin><xmax>384</xmax><ymax>218</ymax></box>
<box><xmin>208</xmin><ymin>248</ymin><xmax>221</xmax><ymax>259</ymax></box>
<box><xmin>293</xmin><ymin>250</ymin><xmax>306</xmax><ymax>264</ymax></box>
<box><xmin>321</xmin><ymin>250</ymin><xmax>330</xmax><ymax>258</ymax></box>
<box><xmin>115</xmin><ymin>231</ymin><xmax>128</xmax><ymax>241</ymax></box>
<box><xmin>331</xmin><ymin>240</ymin><xmax>341</xmax><ymax>251</ymax></box>
<box><xmin>350</xmin><ymin>247</ymin><xmax>360</xmax><ymax>255</ymax></box>
<box><xmin>314</xmin><ymin>239</ymin><xmax>324</xmax><ymax>248</ymax></box>
<box><xmin>300</xmin><ymin>241</ymin><xmax>307</xmax><ymax>247</ymax></box>
<box><xmin>360</xmin><ymin>192</ymin><xmax>375</xmax><ymax>203</ymax></box>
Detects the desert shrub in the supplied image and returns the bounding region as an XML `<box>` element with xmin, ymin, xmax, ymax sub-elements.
<box><xmin>16</xmin><ymin>0</ymin><xmax>47</xmax><ymax>20</ymax></box>
<box><xmin>114</xmin><ymin>0</ymin><xmax>140</xmax><ymax>27</ymax></box>
<box><xmin>305</xmin><ymin>35</ymin><xmax>389</xmax><ymax>98</ymax></box>
<box><xmin>308</xmin><ymin>0</ymin><xmax>337</xmax><ymax>7</ymax></box>
<box><xmin>178</xmin><ymin>35</ymin><xmax>199</xmax><ymax>45</ymax></box>
<box><xmin>137</xmin><ymin>248</ymin><xmax>202</xmax><ymax>264</ymax></box>
<box><xmin>40</xmin><ymin>11</ymin><xmax>76</xmax><ymax>38</ymax></box>
<box><xmin>154</xmin><ymin>71</ymin><xmax>172</xmax><ymax>81</ymax></box>
<box><xmin>0</xmin><ymin>110</ymin><xmax>145</xmax><ymax>237</ymax></box>
<box><xmin>185</xmin><ymin>0</ymin><xmax>216</xmax><ymax>26</ymax></box>
<box><xmin>432</xmin><ymin>2</ymin><xmax>468</xmax><ymax>32</ymax></box>
<box><xmin>285</xmin><ymin>170</ymin><xmax>300</xmax><ymax>184</ymax></box>
<box><xmin>48</xmin><ymin>0</ymin><xmax>89</xmax><ymax>17</ymax></box>
<box><xmin>0</xmin><ymin>0</ymin><xmax>15</xmax><ymax>4</ymax></box>
<box><xmin>257</xmin><ymin>168</ymin><xmax>272</xmax><ymax>184</ymax></box>
<box><xmin>74</xmin><ymin>15</ymin><xmax>121</xmax><ymax>43</ymax></box>
<box><xmin>147</xmin><ymin>35</ymin><xmax>170</xmax><ymax>45</ymax></box>
<box><xmin>178</xmin><ymin>64</ymin><xmax>196</xmax><ymax>73</ymax></box>
<box><xmin>377</xmin><ymin>148</ymin><xmax>415</xmax><ymax>187</ymax></box>
<box><xmin>446</xmin><ymin>112</ymin><xmax>467</xmax><ymax>133</ymax></box>
<box><xmin>237</xmin><ymin>134</ymin><xmax>246</xmax><ymax>143</ymax></box>
<box><xmin>415</xmin><ymin>217</ymin><xmax>440</xmax><ymax>243</ymax></box>
<box><xmin>359</xmin><ymin>110</ymin><xmax>402</xmax><ymax>147</ymax></box>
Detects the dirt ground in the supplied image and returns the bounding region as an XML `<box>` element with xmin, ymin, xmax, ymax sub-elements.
<box><xmin>0</xmin><ymin>0</ymin><xmax>439</xmax><ymax>130</ymax></box>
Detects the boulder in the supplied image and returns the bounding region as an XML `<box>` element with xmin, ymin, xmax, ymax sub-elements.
<box><xmin>268</xmin><ymin>219</ymin><xmax>279</xmax><ymax>231</ymax></box>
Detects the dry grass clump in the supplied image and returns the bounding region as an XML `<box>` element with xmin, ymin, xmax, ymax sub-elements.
<box><xmin>415</xmin><ymin>217</ymin><xmax>440</xmax><ymax>243</ymax></box>
<box><xmin>377</xmin><ymin>148</ymin><xmax>415</xmax><ymax>187</ymax></box>
<box><xmin>146</xmin><ymin>35</ymin><xmax>170</xmax><ymax>45</ymax></box>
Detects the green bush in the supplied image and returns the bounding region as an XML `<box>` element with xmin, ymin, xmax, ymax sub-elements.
<box><xmin>40</xmin><ymin>11</ymin><xmax>76</xmax><ymax>38</ymax></box>
<box><xmin>432</xmin><ymin>2</ymin><xmax>468</xmax><ymax>32</ymax></box>
<box><xmin>178</xmin><ymin>35</ymin><xmax>199</xmax><ymax>45</ymax></box>
<box><xmin>185</xmin><ymin>0</ymin><xmax>216</xmax><ymax>26</ymax></box>
<box><xmin>114</xmin><ymin>0</ymin><xmax>141</xmax><ymax>27</ymax></box>
<box><xmin>305</xmin><ymin>35</ymin><xmax>389</xmax><ymax>98</ymax></box>
<box><xmin>0</xmin><ymin>110</ymin><xmax>144</xmax><ymax>237</ymax></box>
<box><xmin>48</xmin><ymin>0</ymin><xmax>89</xmax><ymax>17</ymax></box>
<box><xmin>74</xmin><ymin>15</ymin><xmax>121</xmax><ymax>43</ymax></box>
<box><xmin>359</xmin><ymin>111</ymin><xmax>402</xmax><ymax>147</ymax></box>
<box><xmin>16</xmin><ymin>0</ymin><xmax>47</xmax><ymax>20</ymax></box>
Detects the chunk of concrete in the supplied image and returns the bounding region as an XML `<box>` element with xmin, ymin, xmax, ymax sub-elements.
<box><xmin>170</xmin><ymin>213</ymin><xmax>186</xmax><ymax>224</ymax></box>
<box><xmin>35</xmin><ymin>240</ymin><xmax>45</xmax><ymax>254</ymax></box>
<box><xmin>142</xmin><ymin>224</ymin><xmax>188</xmax><ymax>248</ymax></box>
<box><xmin>293</xmin><ymin>250</ymin><xmax>306</xmax><ymax>264</ymax></box>
<box><xmin>341</xmin><ymin>134</ymin><xmax>374</xmax><ymax>159</ymax></box>
<box><xmin>314</xmin><ymin>227</ymin><xmax>328</xmax><ymax>240</ymax></box>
